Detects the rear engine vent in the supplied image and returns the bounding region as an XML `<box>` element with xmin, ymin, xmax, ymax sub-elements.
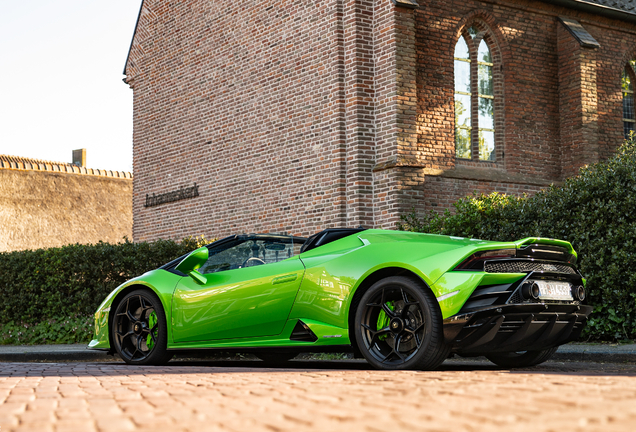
<box><xmin>484</xmin><ymin>261</ymin><xmax>576</xmax><ymax>274</ymax></box>
<box><xmin>507</xmin><ymin>290</ymin><xmax>523</xmax><ymax>305</ymax></box>
<box><xmin>290</xmin><ymin>320</ymin><xmax>318</xmax><ymax>342</ymax></box>
<box><xmin>459</xmin><ymin>284</ymin><xmax>514</xmax><ymax>313</ymax></box>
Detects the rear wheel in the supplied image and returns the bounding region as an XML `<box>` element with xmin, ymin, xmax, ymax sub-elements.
<box><xmin>112</xmin><ymin>289</ymin><xmax>172</xmax><ymax>365</ymax></box>
<box><xmin>354</xmin><ymin>276</ymin><xmax>450</xmax><ymax>370</ymax></box>
<box><xmin>486</xmin><ymin>347</ymin><xmax>558</xmax><ymax>368</ymax></box>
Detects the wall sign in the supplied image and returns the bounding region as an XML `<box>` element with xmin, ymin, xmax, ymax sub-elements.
<box><xmin>145</xmin><ymin>183</ymin><xmax>199</xmax><ymax>207</ymax></box>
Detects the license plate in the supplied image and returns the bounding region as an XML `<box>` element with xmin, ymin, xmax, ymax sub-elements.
<box><xmin>535</xmin><ymin>280</ymin><xmax>573</xmax><ymax>301</ymax></box>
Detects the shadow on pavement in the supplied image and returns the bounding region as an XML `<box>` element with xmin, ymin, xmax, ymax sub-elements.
<box><xmin>165</xmin><ymin>358</ymin><xmax>502</xmax><ymax>372</ymax></box>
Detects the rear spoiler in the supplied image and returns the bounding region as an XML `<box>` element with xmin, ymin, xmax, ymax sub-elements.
<box><xmin>514</xmin><ymin>237</ymin><xmax>577</xmax><ymax>262</ymax></box>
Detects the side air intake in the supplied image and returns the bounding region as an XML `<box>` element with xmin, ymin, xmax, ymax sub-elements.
<box><xmin>290</xmin><ymin>320</ymin><xmax>318</xmax><ymax>342</ymax></box>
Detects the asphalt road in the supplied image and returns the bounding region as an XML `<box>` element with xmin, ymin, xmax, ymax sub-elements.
<box><xmin>0</xmin><ymin>358</ymin><xmax>635</xmax><ymax>432</ymax></box>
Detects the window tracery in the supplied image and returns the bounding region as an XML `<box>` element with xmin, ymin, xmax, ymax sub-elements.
<box><xmin>454</xmin><ymin>25</ymin><xmax>498</xmax><ymax>162</ymax></box>
<box><xmin>622</xmin><ymin>62</ymin><xmax>636</xmax><ymax>139</ymax></box>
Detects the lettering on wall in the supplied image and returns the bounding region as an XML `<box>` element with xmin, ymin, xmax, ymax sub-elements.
<box><xmin>145</xmin><ymin>183</ymin><xmax>200</xmax><ymax>208</ymax></box>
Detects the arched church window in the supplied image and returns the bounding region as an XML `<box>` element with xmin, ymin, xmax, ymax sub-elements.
<box><xmin>454</xmin><ymin>25</ymin><xmax>498</xmax><ymax>162</ymax></box>
<box><xmin>478</xmin><ymin>40</ymin><xmax>494</xmax><ymax>161</ymax></box>
<box><xmin>623</xmin><ymin>64</ymin><xmax>635</xmax><ymax>139</ymax></box>
<box><xmin>454</xmin><ymin>36</ymin><xmax>471</xmax><ymax>159</ymax></box>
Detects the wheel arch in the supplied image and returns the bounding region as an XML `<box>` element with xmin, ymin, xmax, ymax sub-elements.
<box><xmin>107</xmin><ymin>283</ymin><xmax>165</xmax><ymax>352</ymax></box>
<box><xmin>347</xmin><ymin>266</ymin><xmax>439</xmax><ymax>357</ymax></box>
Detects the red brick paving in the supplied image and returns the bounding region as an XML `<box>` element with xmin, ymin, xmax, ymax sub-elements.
<box><xmin>1</xmin><ymin>360</ymin><xmax>635</xmax><ymax>432</ymax></box>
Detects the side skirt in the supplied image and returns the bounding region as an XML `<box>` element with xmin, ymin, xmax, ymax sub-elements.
<box><xmin>166</xmin><ymin>345</ymin><xmax>354</xmax><ymax>357</ymax></box>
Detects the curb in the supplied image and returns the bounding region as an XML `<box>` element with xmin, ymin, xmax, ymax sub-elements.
<box><xmin>0</xmin><ymin>345</ymin><xmax>112</xmax><ymax>362</ymax></box>
<box><xmin>552</xmin><ymin>347</ymin><xmax>636</xmax><ymax>364</ymax></box>
<box><xmin>551</xmin><ymin>352</ymin><xmax>636</xmax><ymax>363</ymax></box>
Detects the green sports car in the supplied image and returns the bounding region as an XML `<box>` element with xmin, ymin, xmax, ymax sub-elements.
<box><xmin>88</xmin><ymin>228</ymin><xmax>591</xmax><ymax>370</ymax></box>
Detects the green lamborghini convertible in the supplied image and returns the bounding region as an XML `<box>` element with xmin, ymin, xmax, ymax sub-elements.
<box><xmin>88</xmin><ymin>228</ymin><xmax>591</xmax><ymax>370</ymax></box>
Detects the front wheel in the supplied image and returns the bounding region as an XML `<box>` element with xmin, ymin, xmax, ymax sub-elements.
<box><xmin>112</xmin><ymin>289</ymin><xmax>172</xmax><ymax>365</ymax></box>
<box><xmin>486</xmin><ymin>347</ymin><xmax>558</xmax><ymax>368</ymax></box>
<box><xmin>354</xmin><ymin>276</ymin><xmax>450</xmax><ymax>370</ymax></box>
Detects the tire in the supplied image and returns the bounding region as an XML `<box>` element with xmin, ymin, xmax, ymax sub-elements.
<box><xmin>486</xmin><ymin>347</ymin><xmax>558</xmax><ymax>368</ymax></box>
<box><xmin>111</xmin><ymin>289</ymin><xmax>173</xmax><ymax>365</ymax></box>
<box><xmin>354</xmin><ymin>276</ymin><xmax>450</xmax><ymax>370</ymax></box>
<box><xmin>254</xmin><ymin>352</ymin><xmax>297</xmax><ymax>364</ymax></box>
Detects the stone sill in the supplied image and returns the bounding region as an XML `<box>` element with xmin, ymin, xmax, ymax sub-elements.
<box><xmin>373</xmin><ymin>158</ymin><xmax>561</xmax><ymax>187</ymax></box>
<box><xmin>391</xmin><ymin>0</ymin><xmax>420</xmax><ymax>9</ymax></box>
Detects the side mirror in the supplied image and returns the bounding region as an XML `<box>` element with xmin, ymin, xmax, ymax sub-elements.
<box><xmin>175</xmin><ymin>246</ymin><xmax>208</xmax><ymax>284</ymax></box>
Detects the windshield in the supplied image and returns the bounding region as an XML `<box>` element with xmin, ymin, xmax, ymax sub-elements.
<box><xmin>199</xmin><ymin>235</ymin><xmax>304</xmax><ymax>274</ymax></box>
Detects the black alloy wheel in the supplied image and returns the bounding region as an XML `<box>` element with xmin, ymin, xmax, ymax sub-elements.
<box><xmin>485</xmin><ymin>347</ymin><xmax>558</xmax><ymax>368</ymax></box>
<box><xmin>112</xmin><ymin>289</ymin><xmax>172</xmax><ymax>365</ymax></box>
<box><xmin>354</xmin><ymin>276</ymin><xmax>450</xmax><ymax>370</ymax></box>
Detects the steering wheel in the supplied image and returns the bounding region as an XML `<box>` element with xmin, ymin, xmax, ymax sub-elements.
<box><xmin>242</xmin><ymin>257</ymin><xmax>265</xmax><ymax>267</ymax></box>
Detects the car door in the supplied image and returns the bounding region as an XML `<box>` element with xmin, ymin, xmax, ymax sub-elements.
<box><xmin>171</xmin><ymin>238</ymin><xmax>305</xmax><ymax>343</ymax></box>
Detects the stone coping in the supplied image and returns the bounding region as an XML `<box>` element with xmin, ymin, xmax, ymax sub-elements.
<box><xmin>0</xmin><ymin>154</ymin><xmax>132</xmax><ymax>179</ymax></box>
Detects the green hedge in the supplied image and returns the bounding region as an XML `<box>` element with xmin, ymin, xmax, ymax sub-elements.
<box><xmin>0</xmin><ymin>316</ymin><xmax>93</xmax><ymax>345</ymax></box>
<box><xmin>0</xmin><ymin>237</ymin><xmax>206</xmax><ymax>327</ymax></box>
<box><xmin>398</xmin><ymin>139</ymin><xmax>636</xmax><ymax>341</ymax></box>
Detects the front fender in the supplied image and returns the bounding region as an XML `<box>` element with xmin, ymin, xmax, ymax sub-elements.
<box><xmin>87</xmin><ymin>269</ymin><xmax>182</xmax><ymax>350</ymax></box>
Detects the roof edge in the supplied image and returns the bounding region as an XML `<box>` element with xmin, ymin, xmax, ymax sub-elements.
<box><xmin>123</xmin><ymin>0</ymin><xmax>146</xmax><ymax>76</ymax></box>
<box><xmin>539</xmin><ymin>0</ymin><xmax>636</xmax><ymax>23</ymax></box>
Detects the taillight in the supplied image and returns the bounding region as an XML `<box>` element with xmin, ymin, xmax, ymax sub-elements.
<box><xmin>455</xmin><ymin>248</ymin><xmax>516</xmax><ymax>270</ymax></box>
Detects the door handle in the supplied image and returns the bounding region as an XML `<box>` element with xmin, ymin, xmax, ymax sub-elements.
<box><xmin>272</xmin><ymin>273</ymin><xmax>298</xmax><ymax>285</ymax></box>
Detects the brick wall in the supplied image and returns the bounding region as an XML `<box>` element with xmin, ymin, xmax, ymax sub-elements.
<box><xmin>128</xmin><ymin>0</ymin><xmax>409</xmax><ymax>240</ymax></box>
<box><xmin>127</xmin><ymin>0</ymin><xmax>636</xmax><ymax>240</ymax></box>
<box><xmin>391</xmin><ymin>0</ymin><xmax>636</xmax><ymax>217</ymax></box>
<box><xmin>128</xmin><ymin>1</ymin><xmax>350</xmax><ymax>240</ymax></box>
<box><xmin>557</xmin><ymin>20</ymin><xmax>600</xmax><ymax>178</ymax></box>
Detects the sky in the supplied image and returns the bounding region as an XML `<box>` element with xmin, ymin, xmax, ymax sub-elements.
<box><xmin>0</xmin><ymin>0</ymin><xmax>143</xmax><ymax>173</ymax></box>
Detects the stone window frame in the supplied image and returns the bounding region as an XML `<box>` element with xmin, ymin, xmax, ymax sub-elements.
<box><xmin>453</xmin><ymin>22</ymin><xmax>504</xmax><ymax>167</ymax></box>
<box><xmin>622</xmin><ymin>61</ymin><xmax>636</xmax><ymax>139</ymax></box>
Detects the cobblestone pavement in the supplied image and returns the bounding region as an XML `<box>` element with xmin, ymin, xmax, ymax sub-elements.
<box><xmin>1</xmin><ymin>360</ymin><xmax>635</xmax><ymax>432</ymax></box>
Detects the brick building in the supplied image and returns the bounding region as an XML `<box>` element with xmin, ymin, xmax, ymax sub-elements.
<box><xmin>0</xmin><ymin>155</ymin><xmax>132</xmax><ymax>252</ymax></box>
<box><xmin>125</xmin><ymin>0</ymin><xmax>636</xmax><ymax>241</ymax></box>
